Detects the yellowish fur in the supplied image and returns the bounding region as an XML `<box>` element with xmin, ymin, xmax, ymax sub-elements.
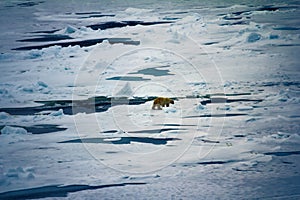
<box><xmin>152</xmin><ymin>97</ymin><xmax>174</xmax><ymax>110</ymax></box>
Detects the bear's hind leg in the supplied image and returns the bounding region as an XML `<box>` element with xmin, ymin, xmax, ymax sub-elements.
<box><xmin>156</xmin><ymin>104</ymin><xmax>162</xmax><ymax>110</ymax></box>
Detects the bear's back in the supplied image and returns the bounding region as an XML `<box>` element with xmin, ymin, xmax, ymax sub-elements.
<box><xmin>153</xmin><ymin>97</ymin><xmax>162</xmax><ymax>104</ymax></box>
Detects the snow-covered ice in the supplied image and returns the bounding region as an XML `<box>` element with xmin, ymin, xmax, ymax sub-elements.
<box><xmin>0</xmin><ymin>0</ymin><xmax>299</xmax><ymax>199</ymax></box>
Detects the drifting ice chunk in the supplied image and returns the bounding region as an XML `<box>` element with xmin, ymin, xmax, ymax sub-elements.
<box><xmin>247</xmin><ymin>33</ymin><xmax>262</xmax><ymax>43</ymax></box>
<box><xmin>57</xmin><ymin>25</ymin><xmax>78</xmax><ymax>35</ymax></box>
<box><xmin>49</xmin><ymin>109</ymin><xmax>64</xmax><ymax>117</ymax></box>
<box><xmin>1</xmin><ymin>126</ymin><xmax>28</xmax><ymax>135</ymax></box>
<box><xmin>0</xmin><ymin>112</ymin><xmax>11</xmax><ymax>120</ymax></box>
<box><xmin>195</xmin><ymin>104</ymin><xmax>206</xmax><ymax>111</ymax></box>
<box><xmin>5</xmin><ymin>167</ymin><xmax>35</xmax><ymax>180</ymax></box>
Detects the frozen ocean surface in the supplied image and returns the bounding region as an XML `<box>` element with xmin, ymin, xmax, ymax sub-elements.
<box><xmin>0</xmin><ymin>0</ymin><xmax>300</xmax><ymax>199</ymax></box>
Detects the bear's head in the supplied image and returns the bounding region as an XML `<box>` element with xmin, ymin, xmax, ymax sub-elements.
<box><xmin>170</xmin><ymin>99</ymin><xmax>174</xmax><ymax>104</ymax></box>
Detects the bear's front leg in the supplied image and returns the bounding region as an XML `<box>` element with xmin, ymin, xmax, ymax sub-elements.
<box><xmin>166</xmin><ymin>103</ymin><xmax>169</xmax><ymax>107</ymax></box>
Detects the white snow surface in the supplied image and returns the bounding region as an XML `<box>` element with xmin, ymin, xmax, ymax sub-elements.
<box><xmin>0</xmin><ymin>0</ymin><xmax>300</xmax><ymax>199</ymax></box>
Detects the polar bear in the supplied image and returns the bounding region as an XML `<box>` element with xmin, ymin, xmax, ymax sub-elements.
<box><xmin>152</xmin><ymin>97</ymin><xmax>174</xmax><ymax>110</ymax></box>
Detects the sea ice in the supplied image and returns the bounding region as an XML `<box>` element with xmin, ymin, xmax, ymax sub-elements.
<box><xmin>0</xmin><ymin>1</ymin><xmax>299</xmax><ymax>199</ymax></box>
